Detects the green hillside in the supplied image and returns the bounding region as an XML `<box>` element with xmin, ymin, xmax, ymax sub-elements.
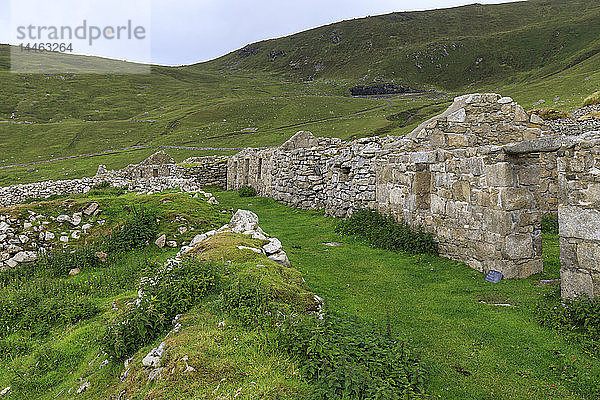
<box><xmin>203</xmin><ymin>0</ymin><xmax>600</xmax><ymax>87</ymax></box>
<box><xmin>2</xmin><ymin>0</ymin><xmax>600</xmax><ymax>182</ymax></box>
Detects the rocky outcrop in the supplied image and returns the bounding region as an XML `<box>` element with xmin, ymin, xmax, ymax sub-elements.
<box><xmin>178</xmin><ymin>209</ymin><xmax>290</xmax><ymax>268</ymax></box>
<box><xmin>349</xmin><ymin>84</ymin><xmax>419</xmax><ymax>96</ymax></box>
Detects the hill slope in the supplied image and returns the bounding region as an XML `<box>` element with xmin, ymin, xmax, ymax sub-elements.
<box><xmin>2</xmin><ymin>0</ymin><xmax>600</xmax><ymax>183</ymax></box>
<box><xmin>203</xmin><ymin>0</ymin><xmax>600</xmax><ymax>89</ymax></box>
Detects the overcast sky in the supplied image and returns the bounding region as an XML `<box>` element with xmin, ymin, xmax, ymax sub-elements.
<box><xmin>0</xmin><ymin>0</ymin><xmax>522</xmax><ymax>66</ymax></box>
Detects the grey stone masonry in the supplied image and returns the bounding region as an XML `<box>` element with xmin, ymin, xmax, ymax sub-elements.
<box><xmin>557</xmin><ymin>132</ymin><xmax>600</xmax><ymax>298</ymax></box>
<box><xmin>0</xmin><ymin>153</ymin><xmax>229</xmax><ymax>208</ymax></box>
<box><xmin>228</xmin><ymin>94</ymin><xmax>554</xmax><ymax>279</ymax></box>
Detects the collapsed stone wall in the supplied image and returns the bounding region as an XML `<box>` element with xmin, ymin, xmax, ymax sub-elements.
<box><xmin>229</xmin><ymin>94</ymin><xmax>550</xmax><ymax>279</ymax></box>
<box><xmin>122</xmin><ymin>154</ymin><xmax>229</xmax><ymax>188</ymax></box>
<box><xmin>557</xmin><ymin>132</ymin><xmax>600</xmax><ymax>298</ymax></box>
<box><xmin>0</xmin><ymin>155</ymin><xmax>229</xmax><ymax>208</ymax></box>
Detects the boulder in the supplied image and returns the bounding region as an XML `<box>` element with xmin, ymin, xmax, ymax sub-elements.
<box><xmin>262</xmin><ymin>238</ymin><xmax>282</xmax><ymax>255</ymax></box>
<box><xmin>69</xmin><ymin>268</ymin><xmax>81</xmax><ymax>275</ymax></box>
<box><xmin>229</xmin><ymin>210</ymin><xmax>259</xmax><ymax>234</ymax></box>
<box><xmin>268</xmin><ymin>251</ymin><xmax>291</xmax><ymax>267</ymax></box>
<box><xmin>142</xmin><ymin>342</ymin><xmax>166</xmax><ymax>367</ymax></box>
<box><xmin>155</xmin><ymin>234</ymin><xmax>166</xmax><ymax>248</ymax></box>
<box><xmin>12</xmin><ymin>251</ymin><xmax>37</xmax><ymax>263</ymax></box>
<box><xmin>166</xmin><ymin>240</ymin><xmax>177</xmax><ymax>248</ymax></box>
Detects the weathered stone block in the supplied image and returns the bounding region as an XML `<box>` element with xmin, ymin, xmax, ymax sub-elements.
<box><xmin>452</xmin><ymin>181</ymin><xmax>471</xmax><ymax>202</ymax></box>
<box><xmin>576</xmin><ymin>241</ymin><xmax>600</xmax><ymax>272</ymax></box>
<box><xmin>520</xmin><ymin>259</ymin><xmax>543</xmax><ymax>278</ymax></box>
<box><xmin>485</xmin><ymin>162</ymin><xmax>514</xmax><ymax>187</ymax></box>
<box><xmin>561</xmin><ymin>268</ymin><xmax>594</xmax><ymax>299</ymax></box>
<box><xmin>504</xmin><ymin>233</ymin><xmax>534</xmax><ymax>260</ymax></box>
<box><xmin>559</xmin><ymin>205</ymin><xmax>600</xmax><ymax>241</ymax></box>
<box><xmin>500</xmin><ymin>187</ymin><xmax>532</xmax><ymax>210</ymax></box>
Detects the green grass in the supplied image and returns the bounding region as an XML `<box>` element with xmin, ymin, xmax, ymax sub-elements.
<box><xmin>1</xmin><ymin>189</ymin><xmax>598</xmax><ymax>399</ymax></box>
<box><xmin>3</xmin><ymin>0</ymin><xmax>600</xmax><ymax>184</ymax></box>
<box><xmin>583</xmin><ymin>91</ymin><xmax>600</xmax><ymax>106</ymax></box>
<box><xmin>211</xmin><ymin>191</ymin><xmax>600</xmax><ymax>400</ymax></box>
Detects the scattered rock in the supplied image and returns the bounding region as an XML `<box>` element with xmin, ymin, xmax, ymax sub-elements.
<box><xmin>0</xmin><ymin>387</ymin><xmax>10</xmax><ymax>396</ymax></box>
<box><xmin>12</xmin><ymin>251</ymin><xmax>37</xmax><ymax>263</ymax></box>
<box><xmin>148</xmin><ymin>367</ymin><xmax>163</xmax><ymax>381</ymax></box>
<box><xmin>262</xmin><ymin>238</ymin><xmax>282</xmax><ymax>255</ymax></box>
<box><xmin>76</xmin><ymin>382</ymin><xmax>90</xmax><ymax>394</ymax></box>
<box><xmin>323</xmin><ymin>242</ymin><xmax>344</xmax><ymax>247</ymax></box>
<box><xmin>83</xmin><ymin>203</ymin><xmax>99</xmax><ymax>216</ymax></box>
<box><xmin>166</xmin><ymin>240</ymin><xmax>177</xmax><ymax>248</ymax></box>
<box><xmin>96</xmin><ymin>251</ymin><xmax>108</xmax><ymax>262</ymax></box>
<box><xmin>155</xmin><ymin>234</ymin><xmax>166</xmax><ymax>248</ymax></box>
<box><xmin>268</xmin><ymin>251</ymin><xmax>291</xmax><ymax>267</ymax></box>
<box><xmin>142</xmin><ymin>342</ymin><xmax>166</xmax><ymax>368</ymax></box>
<box><xmin>178</xmin><ymin>226</ymin><xmax>188</xmax><ymax>234</ymax></box>
<box><xmin>71</xmin><ymin>212</ymin><xmax>82</xmax><ymax>226</ymax></box>
<box><xmin>237</xmin><ymin>245</ymin><xmax>262</xmax><ymax>254</ymax></box>
<box><xmin>69</xmin><ymin>268</ymin><xmax>80</xmax><ymax>276</ymax></box>
<box><xmin>229</xmin><ymin>209</ymin><xmax>260</xmax><ymax>234</ymax></box>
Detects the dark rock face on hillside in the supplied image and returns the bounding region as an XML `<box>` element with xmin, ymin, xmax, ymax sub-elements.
<box><xmin>238</xmin><ymin>45</ymin><xmax>259</xmax><ymax>58</ymax></box>
<box><xmin>349</xmin><ymin>84</ymin><xmax>420</xmax><ymax>96</ymax></box>
<box><xmin>269</xmin><ymin>50</ymin><xmax>287</xmax><ymax>61</ymax></box>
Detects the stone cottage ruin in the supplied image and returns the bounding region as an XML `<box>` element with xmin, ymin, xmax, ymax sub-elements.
<box><xmin>0</xmin><ymin>93</ymin><xmax>597</xmax><ymax>299</ymax></box>
<box><xmin>227</xmin><ymin>93</ymin><xmax>600</xmax><ymax>299</ymax></box>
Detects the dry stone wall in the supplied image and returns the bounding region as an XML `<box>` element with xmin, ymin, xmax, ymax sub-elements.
<box><xmin>0</xmin><ymin>154</ymin><xmax>229</xmax><ymax>208</ymax></box>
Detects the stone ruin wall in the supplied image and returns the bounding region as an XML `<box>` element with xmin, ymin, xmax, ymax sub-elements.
<box><xmin>0</xmin><ymin>93</ymin><xmax>597</xmax><ymax>299</ymax></box>
<box><xmin>229</xmin><ymin>94</ymin><xmax>552</xmax><ymax>279</ymax></box>
<box><xmin>0</xmin><ymin>155</ymin><xmax>229</xmax><ymax>208</ymax></box>
<box><xmin>557</xmin><ymin>132</ymin><xmax>600</xmax><ymax>298</ymax></box>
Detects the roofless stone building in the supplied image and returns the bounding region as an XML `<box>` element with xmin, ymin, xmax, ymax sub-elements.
<box><xmin>227</xmin><ymin>93</ymin><xmax>600</xmax><ymax>299</ymax></box>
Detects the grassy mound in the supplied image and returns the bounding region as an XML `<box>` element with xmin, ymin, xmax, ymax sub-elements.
<box><xmin>583</xmin><ymin>91</ymin><xmax>600</xmax><ymax>106</ymax></box>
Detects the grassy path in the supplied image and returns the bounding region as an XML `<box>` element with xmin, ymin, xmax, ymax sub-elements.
<box><xmin>214</xmin><ymin>191</ymin><xmax>600</xmax><ymax>400</ymax></box>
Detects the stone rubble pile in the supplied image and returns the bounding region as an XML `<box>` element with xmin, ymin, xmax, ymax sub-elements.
<box><xmin>177</xmin><ymin>209</ymin><xmax>290</xmax><ymax>267</ymax></box>
<box><xmin>0</xmin><ymin>205</ymin><xmax>103</xmax><ymax>271</ymax></box>
<box><xmin>545</xmin><ymin>104</ymin><xmax>600</xmax><ymax>136</ymax></box>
